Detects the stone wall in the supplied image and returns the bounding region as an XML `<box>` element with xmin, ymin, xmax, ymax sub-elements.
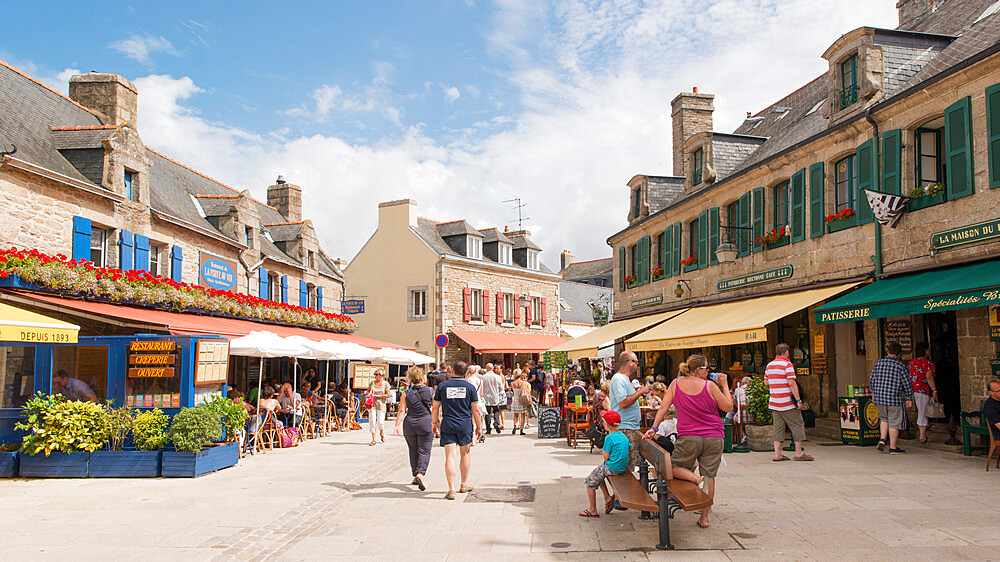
<box><xmin>956</xmin><ymin>306</ymin><xmax>997</xmax><ymax>411</ymax></box>
<box><xmin>670</xmin><ymin>91</ymin><xmax>714</xmax><ymax>177</ymax></box>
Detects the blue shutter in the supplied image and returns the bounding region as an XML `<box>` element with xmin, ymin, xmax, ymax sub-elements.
<box><xmin>170</xmin><ymin>246</ymin><xmax>183</xmax><ymax>282</ymax></box>
<box><xmin>119</xmin><ymin>230</ymin><xmax>134</xmax><ymax>270</ymax></box>
<box><xmin>299</xmin><ymin>279</ymin><xmax>308</xmax><ymax>307</ymax></box>
<box><xmin>72</xmin><ymin>216</ymin><xmax>92</xmax><ymax>262</ymax></box>
<box><xmin>790</xmin><ymin>169</ymin><xmax>806</xmax><ymax>242</ymax></box>
<box><xmin>133</xmin><ymin>234</ymin><xmax>150</xmax><ymax>273</ymax></box>
<box><xmin>317</xmin><ymin>286</ymin><xmax>324</xmax><ymax>310</ymax></box>
<box><xmin>945</xmin><ymin>96</ymin><xmax>974</xmax><ymax>200</ymax></box>
<box><xmin>281</xmin><ymin>275</ymin><xmax>289</xmax><ymax>303</ymax></box>
<box><xmin>258</xmin><ymin>267</ymin><xmax>269</xmax><ymax>300</ymax></box>
<box><xmin>856</xmin><ymin>138</ymin><xmax>876</xmax><ymax>224</ymax></box>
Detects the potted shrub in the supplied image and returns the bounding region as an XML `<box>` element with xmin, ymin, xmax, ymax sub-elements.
<box><xmin>16</xmin><ymin>393</ymin><xmax>107</xmax><ymax>477</ymax></box>
<box><xmin>90</xmin><ymin>406</ymin><xmax>164</xmax><ymax>478</ymax></box>
<box><xmin>203</xmin><ymin>395</ymin><xmax>249</xmax><ymax>443</ymax></box>
<box><xmin>743</xmin><ymin>378</ymin><xmax>774</xmax><ymax>452</ymax></box>
<box><xmin>162</xmin><ymin>406</ymin><xmax>237</xmax><ymax>477</ymax></box>
<box><xmin>0</xmin><ymin>442</ymin><xmax>20</xmax><ymax>477</ymax></box>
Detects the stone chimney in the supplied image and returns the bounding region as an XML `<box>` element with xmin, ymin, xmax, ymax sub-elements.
<box><xmin>332</xmin><ymin>258</ymin><xmax>348</xmax><ymax>271</ymax></box>
<box><xmin>377</xmin><ymin>198</ymin><xmax>418</xmax><ymax>228</ymax></box>
<box><xmin>670</xmin><ymin>88</ymin><xmax>714</xmax><ymax>177</ymax></box>
<box><xmin>68</xmin><ymin>72</ymin><xmax>139</xmax><ymax>126</ymax></box>
<box><xmin>896</xmin><ymin>0</ymin><xmax>939</xmax><ymax>29</ymax></box>
<box><xmin>560</xmin><ymin>250</ymin><xmax>574</xmax><ymax>271</ymax></box>
<box><xmin>267</xmin><ymin>175</ymin><xmax>302</xmax><ymax>222</ymax></box>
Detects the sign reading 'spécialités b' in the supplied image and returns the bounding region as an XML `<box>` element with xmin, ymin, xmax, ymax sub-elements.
<box><xmin>717</xmin><ymin>265</ymin><xmax>793</xmax><ymax>291</ymax></box>
<box><xmin>931</xmin><ymin>218</ymin><xmax>1000</xmax><ymax>250</ymax></box>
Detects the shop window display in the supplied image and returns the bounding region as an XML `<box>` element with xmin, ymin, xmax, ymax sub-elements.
<box><xmin>52</xmin><ymin>346</ymin><xmax>108</xmax><ymax>402</ymax></box>
<box><xmin>0</xmin><ymin>346</ymin><xmax>35</xmax><ymax>408</ymax></box>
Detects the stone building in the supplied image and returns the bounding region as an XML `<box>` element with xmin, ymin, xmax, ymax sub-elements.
<box><xmin>558</xmin><ymin>250</ymin><xmax>614</xmax><ymax>288</ymax></box>
<box><xmin>571</xmin><ymin>0</ymin><xmax>1000</xmax><ymax>416</ymax></box>
<box><xmin>344</xmin><ymin>199</ymin><xmax>563</xmax><ymax>366</ymax></box>
<box><xmin>0</xmin><ymin>64</ymin><xmax>345</xmax><ymax>316</ymax></box>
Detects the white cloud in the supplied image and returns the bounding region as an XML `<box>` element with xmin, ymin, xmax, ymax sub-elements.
<box><xmin>133</xmin><ymin>0</ymin><xmax>897</xmax><ymax>269</ymax></box>
<box><xmin>443</xmin><ymin>86</ymin><xmax>461</xmax><ymax>103</ymax></box>
<box><xmin>109</xmin><ymin>34</ymin><xmax>180</xmax><ymax>66</ymax></box>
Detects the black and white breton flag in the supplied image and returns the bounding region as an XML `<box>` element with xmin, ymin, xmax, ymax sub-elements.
<box><xmin>864</xmin><ymin>190</ymin><xmax>910</xmax><ymax>228</ymax></box>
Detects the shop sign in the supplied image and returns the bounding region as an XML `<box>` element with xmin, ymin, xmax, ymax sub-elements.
<box><xmin>883</xmin><ymin>320</ymin><xmax>912</xmax><ymax>355</ymax></box>
<box><xmin>543</xmin><ymin>350</ymin><xmax>568</xmax><ymax>370</ymax></box>
<box><xmin>813</xmin><ymin>333</ymin><xmax>825</xmax><ymax>355</ymax></box>
<box><xmin>931</xmin><ymin>218</ymin><xmax>1000</xmax><ymax>250</ymax></box>
<box><xmin>631</xmin><ymin>294</ymin><xmax>663</xmax><ymax>309</ymax></box>
<box><xmin>341</xmin><ymin>299</ymin><xmax>364</xmax><ymax>314</ymax></box>
<box><xmin>592</xmin><ymin>306</ymin><xmax>609</xmax><ymax>327</ymax></box>
<box><xmin>199</xmin><ymin>252</ymin><xmax>237</xmax><ymax>291</ymax></box>
<box><xmin>992</xmin><ymin>359</ymin><xmax>1000</xmax><ymax>378</ymax></box>
<box><xmin>990</xmin><ymin>305</ymin><xmax>1000</xmax><ymax>342</ymax></box>
<box><xmin>127</xmin><ymin>341</ymin><xmax>178</xmax><ymax>378</ymax></box>
<box><xmin>195</xmin><ymin>339</ymin><xmax>230</xmax><ymax>385</ymax></box>
<box><xmin>717</xmin><ymin>265</ymin><xmax>793</xmax><ymax>292</ymax></box>
<box><xmin>818</xmin><ymin>288</ymin><xmax>1000</xmax><ymax>323</ymax></box>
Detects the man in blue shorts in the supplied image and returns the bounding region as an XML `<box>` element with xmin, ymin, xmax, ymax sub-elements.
<box><xmin>432</xmin><ymin>360</ymin><xmax>483</xmax><ymax>500</ymax></box>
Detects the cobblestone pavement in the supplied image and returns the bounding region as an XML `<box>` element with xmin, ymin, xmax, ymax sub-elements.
<box><xmin>3</xmin><ymin>424</ymin><xmax>1000</xmax><ymax>560</ymax></box>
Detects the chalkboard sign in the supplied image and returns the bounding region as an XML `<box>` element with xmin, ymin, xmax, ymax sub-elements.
<box><xmin>537</xmin><ymin>406</ymin><xmax>561</xmax><ymax>439</ymax></box>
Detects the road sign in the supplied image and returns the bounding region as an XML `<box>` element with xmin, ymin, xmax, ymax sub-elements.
<box><xmin>435</xmin><ymin>334</ymin><xmax>449</xmax><ymax>348</ymax></box>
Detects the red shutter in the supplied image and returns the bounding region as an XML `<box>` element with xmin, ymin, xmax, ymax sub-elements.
<box><xmin>525</xmin><ymin>297</ymin><xmax>533</xmax><ymax>325</ymax></box>
<box><xmin>496</xmin><ymin>292</ymin><xmax>503</xmax><ymax>324</ymax></box>
<box><xmin>462</xmin><ymin>287</ymin><xmax>471</xmax><ymax>322</ymax></box>
<box><xmin>513</xmin><ymin>294</ymin><xmax>520</xmax><ymax>324</ymax></box>
<box><xmin>482</xmin><ymin>290</ymin><xmax>490</xmax><ymax>324</ymax></box>
<box><xmin>540</xmin><ymin>297</ymin><xmax>547</xmax><ymax>327</ymax></box>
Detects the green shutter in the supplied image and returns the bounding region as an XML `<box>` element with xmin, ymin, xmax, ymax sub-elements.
<box><xmin>808</xmin><ymin>162</ymin><xmax>825</xmax><ymax>239</ymax></box>
<box><xmin>752</xmin><ymin>187</ymin><xmax>764</xmax><ymax>252</ymax></box>
<box><xmin>988</xmin><ymin>84</ymin><xmax>1000</xmax><ymax>189</ymax></box>
<box><xmin>881</xmin><ymin>129</ymin><xmax>902</xmax><ymax>196</ymax></box>
<box><xmin>945</xmin><ymin>96</ymin><xmax>974</xmax><ymax>200</ymax></box>
<box><xmin>662</xmin><ymin>227</ymin><xmax>672</xmax><ymax>278</ymax></box>
<box><xmin>638</xmin><ymin>236</ymin><xmax>650</xmax><ymax>284</ymax></box>
<box><xmin>697</xmin><ymin>210</ymin><xmax>709</xmax><ymax>269</ymax></box>
<box><xmin>618</xmin><ymin>246</ymin><xmax>625</xmax><ymax>292</ymax></box>
<box><xmin>856</xmin><ymin>138</ymin><xmax>875</xmax><ymax>224</ymax></box>
<box><xmin>671</xmin><ymin>222</ymin><xmax>681</xmax><ymax>276</ymax></box>
<box><xmin>790</xmin><ymin>169</ymin><xmax>806</xmax><ymax>242</ymax></box>
<box><xmin>709</xmin><ymin>207</ymin><xmax>720</xmax><ymax>265</ymax></box>
<box><xmin>737</xmin><ymin>192</ymin><xmax>751</xmax><ymax>257</ymax></box>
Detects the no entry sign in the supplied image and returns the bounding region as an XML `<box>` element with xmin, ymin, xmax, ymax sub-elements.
<box><xmin>435</xmin><ymin>334</ymin><xmax>449</xmax><ymax>348</ymax></box>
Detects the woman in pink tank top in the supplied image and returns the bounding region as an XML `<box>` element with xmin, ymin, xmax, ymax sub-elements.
<box><xmin>645</xmin><ymin>354</ymin><xmax>732</xmax><ymax>529</ymax></box>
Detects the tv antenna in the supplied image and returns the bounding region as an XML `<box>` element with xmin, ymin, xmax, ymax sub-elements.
<box><xmin>502</xmin><ymin>197</ymin><xmax>529</xmax><ymax>231</ymax></box>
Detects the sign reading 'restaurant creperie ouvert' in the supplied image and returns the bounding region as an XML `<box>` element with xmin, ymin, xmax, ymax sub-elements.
<box><xmin>128</xmin><ymin>341</ymin><xmax>178</xmax><ymax>378</ymax></box>
<box><xmin>931</xmin><ymin>218</ymin><xmax>1000</xmax><ymax>250</ymax></box>
<box><xmin>717</xmin><ymin>265</ymin><xmax>793</xmax><ymax>291</ymax></box>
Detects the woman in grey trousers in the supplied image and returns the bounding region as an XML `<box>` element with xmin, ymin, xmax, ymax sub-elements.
<box><xmin>394</xmin><ymin>366</ymin><xmax>434</xmax><ymax>491</ymax></box>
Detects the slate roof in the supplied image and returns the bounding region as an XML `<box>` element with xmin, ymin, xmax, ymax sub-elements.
<box><xmin>437</xmin><ymin>219</ymin><xmax>482</xmax><ymax>237</ymax></box>
<box><xmin>560</xmin><ymin>257</ymin><xmax>613</xmax><ymax>282</ymax></box>
<box><xmin>559</xmin><ymin>281</ymin><xmax>612</xmax><ymax>325</ymax></box>
<box><xmin>51</xmin><ymin>126</ymin><xmax>117</xmax><ymax>150</ymax></box>
<box><xmin>261</xmin><ymin>221</ymin><xmax>304</xmax><ymax>243</ymax></box>
<box><xmin>646</xmin><ymin>176</ymin><xmax>685</xmax><ymax>214</ymax></box>
<box><xmin>194</xmin><ymin>194</ymin><xmax>239</xmax><ymax>217</ymax></box>
<box><xmin>479</xmin><ymin>227</ymin><xmax>512</xmax><ymax>244</ymax></box>
<box><xmin>412</xmin><ymin>218</ymin><xmax>555</xmax><ymax>274</ymax></box>
<box><xmin>508</xmin><ymin>233</ymin><xmax>541</xmax><ymax>251</ymax></box>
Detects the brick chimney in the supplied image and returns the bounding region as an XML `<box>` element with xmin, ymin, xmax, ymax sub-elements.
<box><xmin>68</xmin><ymin>72</ymin><xmax>138</xmax><ymax>126</ymax></box>
<box><xmin>560</xmin><ymin>250</ymin><xmax>574</xmax><ymax>271</ymax></box>
<box><xmin>267</xmin><ymin>175</ymin><xmax>302</xmax><ymax>222</ymax></box>
<box><xmin>670</xmin><ymin>88</ymin><xmax>714</xmax><ymax>177</ymax></box>
<box><xmin>896</xmin><ymin>0</ymin><xmax>939</xmax><ymax>29</ymax></box>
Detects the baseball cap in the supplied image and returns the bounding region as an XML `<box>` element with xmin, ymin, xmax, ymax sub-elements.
<box><xmin>600</xmin><ymin>410</ymin><xmax>621</xmax><ymax>425</ymax></box>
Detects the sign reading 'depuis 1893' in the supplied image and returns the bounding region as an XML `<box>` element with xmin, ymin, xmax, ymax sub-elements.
<box><xmin>717</xmin><ymin>265</ymin><xmax>794</xmax><ymax>291</ymax></box>
<box><xmin>931</xmin><ymin>218</ymin><xmax>1000</xmax><ymax>250</ymax></box>
<box><xmin>199</xmin><ymin>251</ymin><xmax>237</xmax><ymax>291</ymax></box>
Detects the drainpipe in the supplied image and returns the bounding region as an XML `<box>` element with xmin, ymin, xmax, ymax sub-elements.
<box><xmin>865</xmin><ymin>107</ymin><xmax>883</xmax><ymax>278</ymax></box>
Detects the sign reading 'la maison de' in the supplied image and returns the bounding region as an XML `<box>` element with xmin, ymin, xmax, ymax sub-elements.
<box><xmin>931</xmin><ymin>218</ymin><xmax>1000</xmax><ymax>250</ymax></box>
<box><xmin>717</xmin><ymin>265</ymin><xmax>793</xmax><ymax>292</ymax></box>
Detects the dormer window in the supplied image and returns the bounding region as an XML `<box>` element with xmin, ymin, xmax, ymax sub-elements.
<box><xmin>467</xmin><ymin>236</ymin><xmax>482</xmax><ymax>259</ymax></box>
<box><xmin>124</xmin><ymin>169</ymin><xmax>137</xmax><ymax>202</ymax></box>
<box><xmin>692</xmin><ymin>148</ymin><xmax>703</xmax><ymax>185</ymax></box>
<box><xmin>498</xmin><ymin>243</ymin><xmax>512</xmax><ymax>265</ymax></box>
<box><xmin>244</xmin><ymin>226</ymin><xmax>253</xmax><ymax>248</ymax></box>
<box><xmin>840</xmin><ymin>54</ymin><xmax>858</xmax><ymax>109</ymax></box>
<box><xmin>526</xmin><ymin>249</ymin><xmax>539</xmax><ymax>270</ymax></box>
<box><xmin>633</xmin><ymin>187</ymin><xmax>641</xmax><ymax>218</ymax></box>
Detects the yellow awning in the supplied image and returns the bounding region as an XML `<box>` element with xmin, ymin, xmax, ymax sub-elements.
<box><xmin>0</xmin><ymin>302</ymin><xmax>79</xmax><ymax>344</ymax></box>
<box><xmin>545</xmin><ymin>308</ymin><xmax>688</xmax><ymax>360</ymax></box>
<box><xmin>625</xmin><ymin>283</ymin><xmax>858</xmax><ymax>352</ymax></box>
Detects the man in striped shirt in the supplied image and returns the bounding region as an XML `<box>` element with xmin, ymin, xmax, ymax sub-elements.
<box><xmin>765</xmin><ymin>343</ymin><xmax>812</xmax><ymax>461</ymax></box>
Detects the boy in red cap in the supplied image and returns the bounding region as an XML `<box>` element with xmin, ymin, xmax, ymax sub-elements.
<box><xmin>580</xmin><ymin>410</ymin><xmax>630</xmax><ymax>517</ymax></box>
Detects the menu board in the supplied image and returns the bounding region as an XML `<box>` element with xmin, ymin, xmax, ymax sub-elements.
<box><xmin>883</xmin><ymin>320</ymin><xmax>912</xmax><ymax>356</ymax></box>
<box><xmin>350</xmin><ymin>362</ymin><xmax>388</xmax><ymax>390</ymax></box>
<box><xmin>195</xmin><ymin>340</ymin><xmax>230</xmax><ymax>385</ymax></box>
<box><xmin>537</xmin><ymin>406</ymin><xmax>561</xmax><ymax>439</ymax></box>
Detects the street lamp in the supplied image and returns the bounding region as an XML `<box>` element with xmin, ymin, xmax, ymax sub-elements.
<box><xmin>518</xmin><ymin>294</ymin><xmax>530</xmax><ymax>308</ymax></box>
<box><xmin>715</xmin><ymin>223</ymin><xmax>755</xmax><ymax>264</ymax></box>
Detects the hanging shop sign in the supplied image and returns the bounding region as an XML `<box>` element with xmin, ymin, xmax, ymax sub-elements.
<box><xmin>543</xmin><ymin>350</ymin><xmax>568</xmax><ymax>370</ymax></box>
<box><xmin>592</xmin><ymin>306</ymin><xmax>609</xmax><ymax>327</ymax></box>
<box><xmin>342</xmin><ymin>299</ymin><xmax>365</xmax><ymax>314</ymax></box>
<box><xmin>717</xmin><ymin>265</ymin><xmax>793</xmax><ymax>292</ymax></box>
<box><xmin>931</xmin><ymin>218</ymin><xmax>1000</xmax><ymax>250</ymax></box>
<box><xmin>195</xmin><ymin>339</ymin><xmax>230</xmax><ymax>385</ymax></box>
<box><xmin>127</xmin><ymin>340</ymin><xmax>178</xmax><ymax>378</ymax></box>
<box><xmin>631</xmin><ymin>294</ymin><xmax>663</xmax><ymax>309</ymax></box>
<box><xmin>990</xmin><ymin>305</ymin><xmax>1000</xmax><ymax>342</ymax></box>
<box><xmin>199</xmin><ymin>251</ymin><xmax>237</xmax><ymax>291</ymax></box>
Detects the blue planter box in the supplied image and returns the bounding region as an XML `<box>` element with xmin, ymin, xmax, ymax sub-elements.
<box><xmin>0</xmin><ymin>452</ymin><xmax>19</xmax><ymax>477</ymax></box>
<box><xmin>161</xmin><ymin>442</ymin><xmax>238</xmax><ymax>478</ymax></box>
<box><xmin>19</xmin><ymin>452</ymin><xmax>90</xmax><ymax>478</ymax></box>
<box><xmin>89</xmin><ymin>450</ymin><xmax>162</xmax><ymax>478</ymax></box>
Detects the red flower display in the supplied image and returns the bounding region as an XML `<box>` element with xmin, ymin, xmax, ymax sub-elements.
<box><xmin>825</xmin><ymin>208</ymin><xmax>854</xmax><ymax>223</ymax></box>
<box><xmin>681</xmin><ymin>254</ymin><xmax>697</xmax><ymax>267</ymax></box>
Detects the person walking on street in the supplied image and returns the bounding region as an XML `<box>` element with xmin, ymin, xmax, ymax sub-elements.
<box><xmin>368</xmin><ymin>370</ymin><xmax>391</xmax><ymax>446</ymax></box>
<box><xmin>608</xmin><ymin>350</ymin><xmax>650</xmax><ymax>510</ymax></box>
<box><xmin>509</xmin><ymin>373</ymin><xmax>530</xmax><ymax>434</ymax></box>
<box><xmin>432</xmin><ymin>361</ymin><xmax>483</xmax><ymax>500</ymax></box>
<box><xmin>467</xmin><ymin>365</ymin><xmax>486</xmax><ymax>443</ymax></box>
<box><xmin>394</xmin><ymin>366</ymin><xmax>434</xmax><ymax>491</ymax></box>
<box><xmin>908</xmin><ymin>342</ymin><xmax>939</xmax><ymax>443</ymax></box>
<box><xmin>480</xmin><ymin>364</ymin><xmax>504</xmax><ymax>435</ymax></box>
<box><xmin>766</xmin><ymin>343</ymin><xmax>813</xmax><ymax>461</ymax></box>
<box><xmin>871</xmin><ymin>342</ymin><xmax>914</xmax><ymax>454</ymax></box>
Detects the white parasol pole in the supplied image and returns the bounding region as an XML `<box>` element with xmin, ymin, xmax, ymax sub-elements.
<box><xmin>255</xmin><ymin>357</ymin><xmax>264</xmax><ymax>414</ymax></box>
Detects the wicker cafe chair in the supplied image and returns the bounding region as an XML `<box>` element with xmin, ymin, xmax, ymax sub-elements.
<box><xmin>299</xmin><ymin>405</ymin><xmax>317</xmax><ymax>440</ymax></box>
<box><xmin>255</xmin><ymin>409</ymin><xmax>281</xmax><ymax>452</ymax></box>
<box><xmin>310</xmin><ymin>402</ymin><xmax>330</xmax><ymax>437</ymax></box>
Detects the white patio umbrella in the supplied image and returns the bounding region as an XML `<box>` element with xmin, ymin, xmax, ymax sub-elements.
<box><xmin>286</xmin><ymin>335</ymin><xmax>343</xmax><ymax>403</ymax></box>
<box><xmin>321</xmin><ymin>340</ymin><xmax>383</xmax><ymax>361</ymax></box>
<box><xmin>405</xmin><ymin>350</ymin><xmax>435</xmax><ymax>365</ymax></box>
<box><xmin>376</xmin><ymin>347</ymin><xmax>415</xmax><ymax>365</ymax></box>
<box><xmin>228</xmin><ymin>331</ymin><xmax>311</xmax><ymax>414</ymax></box>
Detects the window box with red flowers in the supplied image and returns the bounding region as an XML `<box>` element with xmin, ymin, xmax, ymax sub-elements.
<box><xmin>681</xmin><ymin>254</ymin><xmax>698</xmax><ymax>272</ymax></box>
<box><xmin>757</xmin><ymin>227</ymin><xmax>789</xmax><ymax>250</ymax></box>
<box><xmin>0</xmin><ymin>247</ymin><xmax>355</xmax><ymax>333</ymax></box>
<box><xmin>825</xmin><ymin>208</ymin><xmax>858</xmax><ymax>233</ymax></box>
<box><xmin>625</xmin><ymin>275</ymin><xmax>638</xmax><ymax>288</ymax></box>
<box><xmin>650</xmin><ymin>266</ymin><xmax>665</xmax><ymax>281</ymax></box>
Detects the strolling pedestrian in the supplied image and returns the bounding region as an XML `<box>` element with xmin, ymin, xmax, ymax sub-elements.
<box><xmin>368</xmin><ymin>369</ymin><xmax>391</xmax><ymax>446</ymax></box>
<box><xmin>432</xmin><ymin>361</ymin><xmax>483</xmax><ymax>500</ymax></box>
<box><xmin>426</xmin><ymin>363</ymin><xmax>440</xmax><ymax>389</ymax></box>
<box><xmin>871</xmin><ymin>342</ymin><xmax>914</xmax><ymax>454</ymax></box>
<box><xmin>646</xmin><ymin>354</ymin><xmax>732</xmax><ymax>528</ymax></box>
<box><xmin>467</xmin><ymin>365</ymin><xmax>486</xmax><ymax>443</ymax></box>
<box><xmin>579</xmin><ymin>410</ymin><xmax>629</xmax><ymax>518</ymax></box>
<box><xmin>766</xmin><ymin>343</ymin><xmax>813</xmax><ymax>461</ymax></box>
<box><xmin>393</xmin><ymin>366</ymin><xmax>434</xmax><ymax>491</ymax></box>
<box><xmin>908</xmin><ymin>342</ymin><xmax>939</xmax><ymax>443</ymax></box>
<box><xmin>480</xmin><ymin>364</ymin><xmax>505</xmax><ymax>435</ymax></box>
<box><xmin>510</xmin><ymin>373</ymin><xmax>530</xmax><ymax>434</ymax></box>
<box><xmin>494</xmin><ymin>364</ymin><xmax>508</xmax><ymax>430</ymax></box>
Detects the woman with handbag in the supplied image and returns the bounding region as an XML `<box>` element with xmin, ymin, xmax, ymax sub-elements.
<box><xmin>368</xmin><ymin>370</ymin><xmax>391</xmax><ymax>446</ymax></box>
<box><xmin>908</xmin><ymin>342</ymin><xmax>939</xmax><ymax>443</ymax></box>
<box><xmin>510</xmin><ymin>373</ymin><xmax>530</xmax><ymax>435</ymax></box>
<box><xmin>394</xmin><ymin>366</ymin><xmax>434</xmax><ymax>490</ymax></box>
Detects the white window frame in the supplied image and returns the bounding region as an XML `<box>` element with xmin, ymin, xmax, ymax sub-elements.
<box><xmin>148</xmin><ymin>245</ymin><xmax>160</xmax><ymax>275</ymax></box>
<box><xmin>498</xmin><ymin>243</ymin><xmax>512</xmax><ymax>265</ymax></box>
<box><xmin>526</xmin><ymin>250</ymin><xmax>539</xmax><ymax>270</ymax></box>
<box><xmin>531</xmin><ymin>296</ymin><xmax>542</xmax><ymax>326</ymax></box>
<box><xmin>269</xmin><ymin>273</ymin><xmax>280</xmax><ymax>302</ymax></box>
<box><xmin>470</xmin><ymin>288</ymin><xmax>483</xmax><ymax>321</ymax></box>
<box><xmin>90</xmin><ymin>227</ymin><xmax>107</xmax><ymax>267</ymax></box>
<box><xmin>409</xmin><ymin>287</ymin><xmax>428</xmax><ymax>321</ymax></box>
<box><xmin>468</xmin><ymin>236</ymin><xmax>482</xmax><ymax>260</ymax></box>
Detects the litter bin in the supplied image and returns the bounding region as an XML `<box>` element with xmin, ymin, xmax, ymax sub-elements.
<box><xmin>723</xmin><ymin>418</ymin><xmax>733</xmax><ymax>453</ymax></box>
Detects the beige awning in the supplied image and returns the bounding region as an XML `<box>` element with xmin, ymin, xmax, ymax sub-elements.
<box><xmin>625</xmin><ymin>283</ymin><xmax>858</xmax><ymax>351</ymax></box>
<box><xmin>545</xmin><ymin>308</ymin><xmax>688</xmax><ymax>360</ymax></box>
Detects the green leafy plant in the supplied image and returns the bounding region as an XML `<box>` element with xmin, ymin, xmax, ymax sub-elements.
<box><xmin>745</xmin><ymin>377</ymin><xmax>773</xmax><ymax>426</ymax></box>
<box><xmin>132</xmin><ymin>409</ymin><xmax>170</xmax><ymax>451</ymax></box>
<box><xmin>0</xmin><ymin>442</ymin><xmax>21</xmax><ymax>452</ymax></box>
<box><xmin>103</xmin><ymin>406</ymin><xmax>136</xmax><ymax>451</ymax></box>
<box><xmin>168</xmin><ymin>406</ymin><xmax>222</xmax><ymax>453</ymax></box>
<box><xmin>204</xmin><ymin>395</ymin><xmax>249</xmax><ymax>442</ymax></box>
<box><xmin>906</xmin><ymin>182</ymin><xmax>945</xmax><ymax>199</ymax></box>
<box><xmin>16</xmin><ymin>393</ymin><xmax>109</xmax><ymax>456</ymax></box>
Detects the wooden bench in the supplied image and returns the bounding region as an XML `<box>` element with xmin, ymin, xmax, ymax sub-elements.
<box><xmin>605</xmin><ymin>438</ymin><xmax>712</xmax><ymax>550</ymax></box>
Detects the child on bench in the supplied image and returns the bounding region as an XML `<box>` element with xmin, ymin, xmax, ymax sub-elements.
<box><xmin>580</xmin><ymin>410</ymin><xmax>629</xmax><ymax>517</ymax></box>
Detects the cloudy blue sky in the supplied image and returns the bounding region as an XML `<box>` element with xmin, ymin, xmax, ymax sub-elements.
<box><xmin>2</xmin><ymin>1</ymin><xmax>897</xmax><ymax>269</ymax></box>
